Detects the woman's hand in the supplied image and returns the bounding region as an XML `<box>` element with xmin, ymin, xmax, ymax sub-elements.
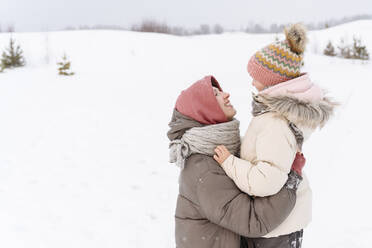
<box><xmin>214</xmin><ymin>145</ymin><xmax>231</xmax><ymax>165</ymax></box>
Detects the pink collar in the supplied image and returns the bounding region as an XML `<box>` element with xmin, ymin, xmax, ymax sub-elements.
<box><xmin>260</xmin><ymin>73</ymin><xmax>324</xmax><ymax>102</ymax></box>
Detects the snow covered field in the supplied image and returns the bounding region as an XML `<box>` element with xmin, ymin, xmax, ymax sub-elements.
<box><xmin>0</xmin><ymin>20</ymin><xmax>371</xmax><ymax>247</ymax></box>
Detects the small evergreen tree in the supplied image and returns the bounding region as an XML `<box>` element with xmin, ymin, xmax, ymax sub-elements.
<box><xmin>57</xmin><ymin>54</ymin><xmax>75</xmax><ymax>76</ymax></box>
<box><xmin>337</xmin><ymin>38</ymin><xmax>352</xmax><ymax>59</ymax></box>
<box><xmin>324</xmin><ymin>40</ymin><xmax>336</xmax><ymax>56</ymax></box>
<box><xmin>1</xmin><ymin>38</ymin><xmax>25</xmax><ymax>68</ymax></box>
<box><xmin>351</xmin><ymin>36</ymin><xmax>369</xmax><ymax>60</ymax></box>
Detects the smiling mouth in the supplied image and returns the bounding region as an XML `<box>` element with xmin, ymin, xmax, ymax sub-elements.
<box><xmin>225</xmin><ymin>101</ymin><xmax>233</xmax><ymax>107</ymax></box>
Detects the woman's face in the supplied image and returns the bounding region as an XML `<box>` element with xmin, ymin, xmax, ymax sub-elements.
<box><xmin>252</xmin><ymin>79</ymin><xmax>266</xmax><ymax>91</ymax></box>
<box><xmin>212</xmin><ymin>87</ymin><xmax>236</xmax><ymax>120</ymax></box>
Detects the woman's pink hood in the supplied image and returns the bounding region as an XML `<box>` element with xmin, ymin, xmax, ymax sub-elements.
<box><xmin>260</xmin><ymin>73</ymin><xmax>323</xmax><ymax>102</ymax></box>
<box><xmin>175</xmin><ymin>76</ymin><xmax>228</xmax><ymax>125</ymax></box>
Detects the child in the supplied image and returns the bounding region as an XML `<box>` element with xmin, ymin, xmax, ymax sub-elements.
<box><xmin>214</xmin><ymin>24</ymin><xmax>337</xmax><ymax>247</ymax></box>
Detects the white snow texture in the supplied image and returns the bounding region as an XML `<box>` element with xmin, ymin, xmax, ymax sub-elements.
<box><xmin>0</xmin><ymin>20</ymin><xmax>372</xmax><ymax>247</ymax></box>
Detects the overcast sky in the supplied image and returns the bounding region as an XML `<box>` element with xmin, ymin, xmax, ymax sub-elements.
<box><xmin>1</xmin><ymin>0</ymin><xmax>371</xmax><ymax>32</ymax></box>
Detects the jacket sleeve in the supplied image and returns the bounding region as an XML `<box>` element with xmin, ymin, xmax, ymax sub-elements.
<box><xmin>221</xmin><ymin>120</ymin><xmax>297</xmax><ymax>197</ymax></box>
<box><xmin>196</xmin><ymin>158</ymin><xmax>299</xmax><ymax>238</ymax></box>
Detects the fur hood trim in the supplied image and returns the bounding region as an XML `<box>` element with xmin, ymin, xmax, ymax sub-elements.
<box><xmin>254</xmin><ymin>93</ymin><xmax>338</xmax><ymax>129</ymax></box>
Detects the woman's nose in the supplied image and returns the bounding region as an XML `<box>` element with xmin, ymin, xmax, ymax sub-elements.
<box><xmin>223</xmin><ymin>92</ymin><xmax>230</xmax><ymax>98</ymax></box>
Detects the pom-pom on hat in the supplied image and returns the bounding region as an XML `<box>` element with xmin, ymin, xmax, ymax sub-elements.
<box><xmin>247</xmin><ymin>23</ymin><xmax>308</xmax><ymax>87</ymax></box>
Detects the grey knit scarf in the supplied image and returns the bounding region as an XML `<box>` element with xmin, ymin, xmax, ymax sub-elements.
<box><xmin>169</xmin><ymin>119</ymin><xmax>241</xmax><ymax>169</ymax></box>
<box><xmin>251</xmin><ymin>94</ymin><xmax>304</xmax><ymax>151</ymax></box>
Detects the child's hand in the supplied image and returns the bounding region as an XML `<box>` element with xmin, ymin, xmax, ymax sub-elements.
<box><xmin>214</xmin><ymin>145</ymin><xmax>231</xmax><ymax>165</ymax></box>
<box><xmin>291</xmin><ymin>152</ymin><xmax>306</xmax><ymax>176</ymax></box>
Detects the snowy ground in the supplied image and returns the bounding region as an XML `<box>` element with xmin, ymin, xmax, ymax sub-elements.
<box><xmin>0</xmin><ymin>20</ymin><xmax>372</xmax><ymax>247</ymax></box>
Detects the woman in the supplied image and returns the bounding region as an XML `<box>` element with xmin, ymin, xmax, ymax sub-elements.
<box><xmin>168</xmin><ymin>75</ymin><xmax>305</xmax><ymax>248</ymax></box>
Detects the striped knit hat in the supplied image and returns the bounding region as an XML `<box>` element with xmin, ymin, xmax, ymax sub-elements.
<box><xmin>247</xmin><ymin>23</ymin><xmax>308</xmax><ymax>87</ymax></box>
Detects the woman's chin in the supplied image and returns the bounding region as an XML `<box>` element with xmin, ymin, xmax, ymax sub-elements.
<box><xmin>226</xmin><ymin>109</ymin><xmax>237</xmax><ymax>120</ymax></box>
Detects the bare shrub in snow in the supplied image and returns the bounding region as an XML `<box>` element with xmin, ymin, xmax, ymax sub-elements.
<box><xmin>199</xmin><ymin>24</ymin><xmax>211</xmax><ymax>34</ymax></box>
<box><xmin>335</xmin><ymin>36</ymin><xmax>369</xmax><ymax>60</ymax></box>
<box><xmin>213</xmin><ymin>24</ymin><xmax>224</xmax><ymax>34</ymax></box>
<box><xmin>131</xmin><ymin>20</ymin><xmax>171</xmax><ymax>34</ymax></box>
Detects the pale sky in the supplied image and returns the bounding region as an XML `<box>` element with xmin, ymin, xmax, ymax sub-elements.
<box><xmin>1</xmin><ymin>0</ymin><xmax>372</xmax><ymax>32</ymax></box>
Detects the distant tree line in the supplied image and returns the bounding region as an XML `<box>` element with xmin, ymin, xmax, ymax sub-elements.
<box><xmin>1</xmin><ymin>14</ymin><xmax>371</xmax><ymax>35</ymax></box>
<box><xmin>130</xmin><ymin>21</ymin><xmax>224</xmax><ymax>35</ymax></box>
<box><xmin>58</xmin><ymin>14</ymin><xmax>372</xmax><ymax>36</ymax></box>
<box><xmin>63</xmin><ymin>21</ymin><xmax>224</xmax><ymax>36</ymax></box>
<box><xmin>261</xmin><ymin>14</ymin><xmax>372</xmax><ymax>33</ymax></box>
